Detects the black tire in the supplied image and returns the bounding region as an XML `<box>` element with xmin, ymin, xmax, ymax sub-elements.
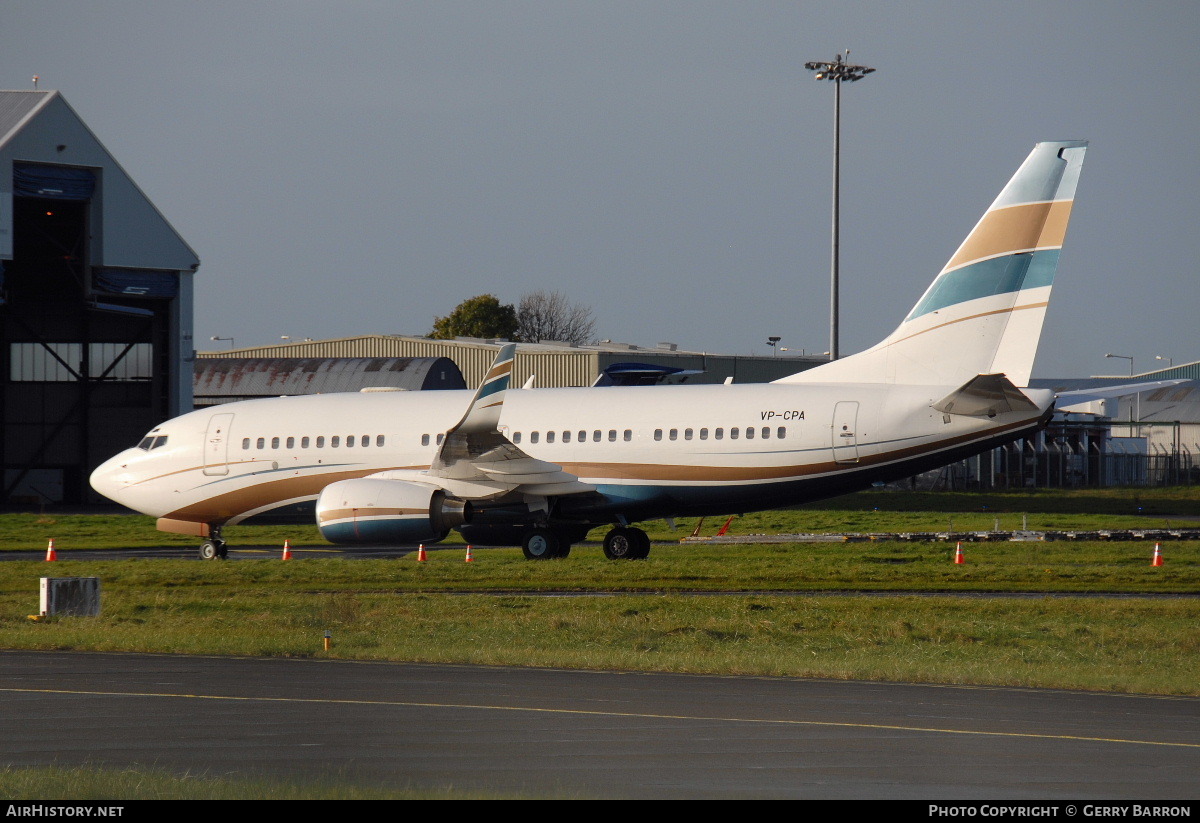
<box><xmin>199</xmin><ymin>539</ymin><xmax>222</xmax><ymax>561</ymax></box>
<box><xmin>603</xmin><ymin>527</ymin><xmax>648</xmax><ymax>560</ymax></box>
<box><xmin>629</xmin><ymin>527</ymin><xmax>651</xmax><ymax>559</ymax></box>
<box><xmin>522</xmin><ymin>528</ymin><xmax>561</xmax><ymax>560</ymax></box>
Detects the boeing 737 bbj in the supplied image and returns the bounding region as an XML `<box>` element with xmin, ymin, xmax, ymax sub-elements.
<box><xmin>91</xmin><ymin>140</ymin><xmax>1088</xmax><ymax>560</ymax></box>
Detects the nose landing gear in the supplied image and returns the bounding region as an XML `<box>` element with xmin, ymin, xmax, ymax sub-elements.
<box><xmin>199</xmin><ymin>526</ymin><xmax>228</xmax><ymax>560</ymax></box>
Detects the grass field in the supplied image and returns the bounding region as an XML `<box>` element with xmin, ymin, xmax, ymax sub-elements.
<box><xmin>4</xmin><ymin>486</ymin><xmax>1200</xmax><ymax>552</ymax></box>
<box><xmin>2</xmin><ymin>488</ymin><xmax>1197</xmax><ymax>694</ymax></box>
<box><xmin>3</xmin><ymin>488</ymin><xmax>1198</xmax><ymax>799</ymax></box>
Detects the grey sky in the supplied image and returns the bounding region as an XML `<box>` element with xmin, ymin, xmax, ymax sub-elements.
<box><xmin>3</xmin><ymin>1</ymin><xmax>1197</xmax><ymax>377</ymax></box>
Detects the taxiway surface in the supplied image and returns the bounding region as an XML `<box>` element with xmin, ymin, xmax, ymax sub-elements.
<box><xmin>3</xmin><ymin>651</ymin><xmax>1198</xmax><ymax>799</ymax></box>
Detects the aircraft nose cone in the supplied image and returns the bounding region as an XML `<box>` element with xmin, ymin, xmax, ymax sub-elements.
<box><xmin>89</xmin><ymin>453</ymin><xmax>133</xmax><ymax>504</ymax></box>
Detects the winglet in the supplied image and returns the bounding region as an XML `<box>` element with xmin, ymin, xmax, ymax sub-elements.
<box><xmin>428</xmin><ymin>344</ymin><xmax>517</xmax><ymax>478</ymax></box>
<box><xmin>452</xmin><ymin>343</ymin><xmax>516</xmax><ymax>434</ymax></box>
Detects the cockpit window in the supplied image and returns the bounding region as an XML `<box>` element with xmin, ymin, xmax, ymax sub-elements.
<box><xmin>138</xmin><ymin>435</ymin><xmax>168</xmax><ymax>451</ymax></box>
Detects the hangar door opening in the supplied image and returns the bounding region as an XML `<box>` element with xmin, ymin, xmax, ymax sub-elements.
<box><xmin>2</xmin><ymin>163</ymin><xmax>171</xmax><ymax>505</ymax></box>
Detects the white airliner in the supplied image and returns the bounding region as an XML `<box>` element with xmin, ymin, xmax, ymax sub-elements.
<box><xmin>91</xmin><ymin>140</ymin><xmax>1087</xmax><ymax>560</ymax></box>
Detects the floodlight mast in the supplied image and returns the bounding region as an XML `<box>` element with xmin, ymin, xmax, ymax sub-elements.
<box><xmin>804</xmin><ymin>51</ymin><xmax>875</xmax><ymax>361</ymax></box>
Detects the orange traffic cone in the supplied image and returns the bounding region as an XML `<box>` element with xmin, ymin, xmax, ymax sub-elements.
<box><xmin>1151</xmin><ymin>542</ymin><xmax>1163</xmax><ymax>567</ymax></box>
<box><xmin>464</xmin><ymin>545</ymin><xmax>474</xmax><ymax>563</ymax></box>
<box><xmin>281</xmin><ymin>539</ymin><xmax>293</xmax><ymax>560</ymax></box>
<box><xmin>417</xmin><ymin>544</ymin><xmax>427</xmax><ymax>562</ymax></box>
<box><xmin>44</xmin><ymin>539</ymin><xmax>57</xmax><ymax>562</ymax></box>
<box><xmin>954</xmin><ymin>542</ymin><xmax>965</xmax><ymax>564</ymax></box>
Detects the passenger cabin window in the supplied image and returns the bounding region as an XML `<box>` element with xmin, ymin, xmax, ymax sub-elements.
<box><xmin>715</xmin><ymin>428</ymin><xmax>724</xmax><ymax>440</ymax></box>
<box><xmin>377</xmin><ymin>435</ymin><xmax>385</xmax><ymax>447</ymax></box>
<box><xmin>654</xmin><ymin>429</ymin><xmax>663</xmax><ymax>441</ymax></box>
<box><xmin>331</xmin><ymin>436</ymin><xmax>340</xmax><ymax>448</ymax></box>
<box><xmin>745</xmin><ymin>427</ymin><xmax>754</xmax><ymax>440</ymax></box>
<box><xmin>669</xmin><ymin>429</ymin><xmax>678</xmax><ymax>441</ymax></box>
<box><xmin>257</xmin><ymin>437</ymin><xmax>265</xmax><ymax>449</ymax></box>
<box><xmin>513</xmin><ymin>432</ymin><xmax>522</xmax><ymax>444</ymax></box>
<box><xmin>593</xmin><ymin>430</ymin><xmax>601</xmax><ymax>442</ymax></box>
<box><xmin>347</xmin><ymin>436</ymin><xmax>355</xmax><ymax>448</ymax></box>
<box><xmin>562</xmin><ymin>431</ymin><xmax>571</xmax><ymax>443</ymax></box>
<box><xmin>530</xmin><ymin>432</ymin><xmax>540</xmax><ymax>444</ymax></box>
<box><xmin>241</xmin><ymin>438</ymin><xmax>250</xmax><ymax>450</ymax></box>
<box><xmin>437</xmin><ymin>434</ymin><xmax>444</xmax><ymax>445</ymax></box>
<box><xmin>684</xmin><ymin>428</ymin><xmax>693</xmax><ymax>440</ymax></box>
<box><xmin>302</xmin><ymin>436</ymin><xmax>310</xmax><ymax>448</ymax></box>
<box><xmin>699</xmin><ymin>428</ymin><xmax>708</xmax><ymax>440</ymax></box>
<box><xmin>547</xmin><ymin>431</ymin><xmax>556</xmax><ymax>443</ymax></box>
<box><xmin>623</xmin><ymin>429</ymin><xmax>632</xmax><ymax>442</ymax></box>
<box><xmin>421</xmin><ymin>434</ymin><xmax>430</xmax><ymax>446</ymax></box>
<box><xmin>730</xmin><ymin>428</ymin><xmax>740</xmax><ymax>440</ymax></box>
<box><xmin>608</xmin><ymin>429</ymin><xmax>617</xmax><ymax>442</ymax></box>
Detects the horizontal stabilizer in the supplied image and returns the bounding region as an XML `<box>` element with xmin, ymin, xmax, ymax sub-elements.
<box><xmin>934</xmin><ymin>374</ymin><xmax>1039</xmax><ymax>417</ymax></box>
<box><xmin>1055</xmin><ymin>379</ymin><xmax>1190</xmax><ymax>406</ymax></box>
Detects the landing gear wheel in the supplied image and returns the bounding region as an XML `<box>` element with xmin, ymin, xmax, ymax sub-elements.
<box><xmin>603</xmin><ymin>527</ymin><xmax>650</xmax><ymax>560</ymax></box>
<box><xmin>522</xmin><ymin>528</ymin><xmax>562</xmax><ymax>560</ymax></box>
<box><xmin>198</xmin><ymin>539</ymin><xmax>227</xmax><ymax>561</ymax></box>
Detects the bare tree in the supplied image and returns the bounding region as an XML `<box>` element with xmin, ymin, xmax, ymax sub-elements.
<box><xmin>516</xmin><ymin>290</ymin><xmax>597</xmax><ymax>345</ymax></box>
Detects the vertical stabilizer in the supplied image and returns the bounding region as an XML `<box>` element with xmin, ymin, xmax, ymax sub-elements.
<box><xmin>778</xmin><ymin>140</ymin><xmax>1086</xmax><ymax>387</ymax></box>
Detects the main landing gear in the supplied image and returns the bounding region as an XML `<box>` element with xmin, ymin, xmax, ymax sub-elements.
<box><xmin>602</xmin><ymin>526</ymin><xmax>650</xmax><ymax>560</ymax></box>
<box><xmin>520</xmin><ymin>525</ymin><xmax>650</xmax><ymax>559</ymax></box>
<box><xmin>521</xmin><ymin>528</ymin><xmax>571</xmax><ymax>560</ymax></box>
<box><xmin>198</xmin><ymin>527</ymin><xmax>228</xmax><ymax>560</ymax></box>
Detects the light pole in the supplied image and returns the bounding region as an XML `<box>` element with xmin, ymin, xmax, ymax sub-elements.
<box><xmin>767</xmin><ymin>336</ymin><xmax>782</xmax><ymax>357</ymax></box>
<box><xmin>804</xmin><ymin>51</ymin><xmax>875</xmax><ymax>361</ymax></box>
<box><xmin>1155</xmin><ymin>355</ymin><xmax>1173</xmax><ymax>368</ymax></box>
<box><xmin>1105</xmin><ymin>353</ymin><xmax>1133</xmax><ymax>376</ymax></box>
<box><xmin>211</xmin><ymin>336</ymin><xmax>236</xmax><ymax>349</ymax></box>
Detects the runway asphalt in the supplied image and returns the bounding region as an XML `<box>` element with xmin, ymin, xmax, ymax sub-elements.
<box><xmin>3</xmin><ymin>651</ymin><xmax>1198</xmax><ymax>799</ymax></box>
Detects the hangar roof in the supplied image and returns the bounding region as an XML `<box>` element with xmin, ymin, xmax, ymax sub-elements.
<box><xmin>194</xmin><ymin>357</ymin><xmax>466</xmax><ymax>406</ymax></box>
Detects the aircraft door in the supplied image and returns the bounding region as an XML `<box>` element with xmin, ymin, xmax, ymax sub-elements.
<box><xmin>832</xmin><ymin>402</ymin><xmax>860</xmax><ymax>464</ymax></box>
<box><xmin>203</xmin><ymin>413</ymin><xmax>235</xmax><ymax>476</ymax></box>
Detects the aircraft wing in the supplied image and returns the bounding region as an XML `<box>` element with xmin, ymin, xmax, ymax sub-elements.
<box><xmin>413</xmin><ymin>344</ymin><xmax>594</xmax><ymax>497</ymax></box>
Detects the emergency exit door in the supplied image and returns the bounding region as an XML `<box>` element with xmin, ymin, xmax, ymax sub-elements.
<box><xmin>832</xmin><ymin>402</ymin><xmax>860</xmax><ymax>464</ymax></box>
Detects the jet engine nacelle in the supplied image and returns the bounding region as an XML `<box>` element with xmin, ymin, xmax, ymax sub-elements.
<box><xmin>315</xmin><ymin>478</ymin><xmax>470</xmax><ymax>545</ymax></box>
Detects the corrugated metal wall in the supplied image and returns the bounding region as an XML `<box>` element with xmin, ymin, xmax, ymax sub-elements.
<box><xmin>195</xmin><ymin>336</ymin><xmax>830</xmax><ymax>388</ymax></box>
<box><xmin>196</xmin><ymin>337</ymin><xmax>603</xmax><ymax>388</ymax></box>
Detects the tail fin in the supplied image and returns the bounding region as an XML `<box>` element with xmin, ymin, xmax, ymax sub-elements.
<box><xmin>778</xmin><ymin>140</ymin><xmax>1087</xmax><ymax>388</ymax></box>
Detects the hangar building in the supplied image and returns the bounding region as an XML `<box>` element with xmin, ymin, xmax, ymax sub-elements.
<box><xmin>195</xmin><ymin>335</ymin><xmax>827</xmax><ymax>388</ymax></box>
<box><xmin>1</xmin><ymin>90</ymin><xmax>198</xmax><ymax>505</ymax></box>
